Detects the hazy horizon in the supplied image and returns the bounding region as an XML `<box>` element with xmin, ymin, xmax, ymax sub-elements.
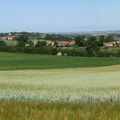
<box><xmin>0</xmin><ymin>0</ymin><xmax>120</xmax><ymax>33</ymax></box>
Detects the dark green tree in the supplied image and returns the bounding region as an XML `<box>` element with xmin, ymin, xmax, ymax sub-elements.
<box><xmin>105</xmin><ymin>35</ymin><xmax>114</xmax><ymax>42</ymax></box>
<box><xmin>98</xmin><ymin>35</ymin><xmax>106</xmax><ymax>46</ymax></box>
<box><xmin>86</xmin><ymin>36</ymin><xmax>100</xmax><ymax>56</ymax></box>
<box><xmin>35</xmin><ymin>41</ymin><xmax>47</xmax><ymax>48</ymax></box>
<box><xmin>28</xmin><ymin>41</ymin><xmax>34</xmax><ymax>48</ymax></box>
<box><xmin>75</xmin><ymin>36</ymin><xmax>86</xmax><ymax>46</ymax></box>
<box><xmin>16</xmin><ymin>34</ymin><xmax>29</xmax><ymax>47</ymax></box>
<box><xmin>0</xmin><ymin>41</ymin><xmax>7</xmax><ymax>49</ymax></box>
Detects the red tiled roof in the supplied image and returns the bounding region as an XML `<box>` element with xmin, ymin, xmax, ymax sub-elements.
<box><xmin>56</xmin><ymin>41</ymin><xmax>75</xmax><ymax>46</ymax></box>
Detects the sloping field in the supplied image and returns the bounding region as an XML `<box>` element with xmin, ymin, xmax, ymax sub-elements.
<box><xmin>0</xmin><ymin>52</ymin><xmax>120</xmax><ymax>70</ymax></box>
<box><xmin>0</xmin><ymin>65</ymin><xmax>120</xmax><ymax>102</ymax></box>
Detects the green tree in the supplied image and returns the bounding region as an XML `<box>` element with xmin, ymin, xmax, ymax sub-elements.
<box><xmin>28</xmin><ymin>41</ymin><xmax>34</xmax><ymax>48</ymax></box>
<box><xmin>105</xmin><ymin>35</ymin><xmax>114</xmax><ymax>42</ymax></box>
<box><xmin>98</xmin><ymin>35</ymin><xmax>106</xmax><ymax>46</ymax></box>
<box><xmin>75</xmin><ymin>36</ymin><xmax>86</xmax><ymax>46</ymax></box>
<box><xmin>86</xmin><ymin>36</ymin><xmax>100</xmax><ymax>56</ymax></box>
<box><xmin>0</xmin><ymin>41</ymin><xmax>7</xmax><ymax>49</ymax></box>
<box><xmin>35</xmin><ymin>41</ymin><xmax>47</xmax><ymax>48</ymax></box>
<box><xmin>16</xmin><ymin>34</ymin><xmax>29</xmax><ymax>47</ymax></box>
<box><xmin>51</xmin><ymin>47</ymin><xmax>58</xmax><ymax>55</ymax></box>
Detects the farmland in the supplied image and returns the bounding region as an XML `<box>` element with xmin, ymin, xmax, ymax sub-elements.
<box><xmin>0</xmin><ymin>102</ymin><xmax>120</xmax><ymax>120</ymax></box>
<box><xmin>0</xmin><ymin>65</ymin><xmax>120</xmax><ymax>102</ymax></box>
<box><xmin>4</xmin><ymin>40</ymin><xmax>18</xmax><ymax>46</ymax></box>
<box><xmin>0</xmin><ymin>52</ymin><xmax>120</xmax><ymax>70</ymax></box>
<box><xmin>0</xmin><ymin>52</ymin><xmax>120</xmax><ymax>119</ymax></box>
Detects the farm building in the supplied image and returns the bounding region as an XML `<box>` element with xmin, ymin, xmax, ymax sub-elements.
<box><xmin>103</xmin><ymin>42</ymin><xmax>114</xmax><ymax>47</ymax></box>
<box><xmin>103</xmin><ymin>41</ymin><xmax>120</xmax><ymax>47</ymax></box>
<box><xmin>47</xmin><ymin>41</ymin><xmax>55</xmax><ymax>46</ymax></box>
<box><xmin>0</xmin><ymin>33</ymin><xmax>15</xmax><ymax>41</ymax></box>
<box><xmin>6</xmin><ymin>33</ymin><xmax>15</xmax><ymax>40</ymax></box>
<box><xmin>55</xmin><ymin>41</ymin><xmax>75</xmax><ymax>47</ymax></box>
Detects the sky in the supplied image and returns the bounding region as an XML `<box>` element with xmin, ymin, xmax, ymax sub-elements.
<box><xmin>0</xmin><ymin>0</ymin><xmax>120</xmax><ymax>32</ymax></box>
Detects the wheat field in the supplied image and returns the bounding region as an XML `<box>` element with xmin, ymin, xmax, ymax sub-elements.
<box><xmin>0</xmin><ymin>65</ymin><xmax>120</xmax><ymax>103</ymax></box>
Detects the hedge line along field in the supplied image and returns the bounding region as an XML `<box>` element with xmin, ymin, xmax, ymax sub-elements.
<box><xmin>0</xmin><ymin>52</ymin><xmax>120</xmax><ymax>70</ymax></box>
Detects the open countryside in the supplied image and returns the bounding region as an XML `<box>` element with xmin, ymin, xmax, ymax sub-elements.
<box><xmin>1</xmin><ymin>0</ymin><xmax>120</xmax><ymax>119</ymax></box>
<box><xmin>0</xmin><ymin>65</ymin><xmax>120</xmax><ymax>103</ymax></box>
<box><xmin>0</xmin><ymin>52</ymin><xmax>120</xmax><ymax>119</ymax></box>
<box><xmin>0</xmin><ymin>52</ymin><xmax>120</xmax><ymax>70</ymax></box>
<box><xmin>0</xmin><ymin>33</ymin><xmax>120</xmax><ymax>119</ymax></box>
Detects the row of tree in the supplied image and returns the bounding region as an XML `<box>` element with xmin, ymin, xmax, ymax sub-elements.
<box><xmin>16</xmin><ymin>35</ymin><xmax>103</xmax><ymax>55</ymax></box>
<box><xmin>75</xmin><ymin>35</ymin><xmax>114</xmax><ymax>47</ymax></box>
<box><xmin>0</xmin><ymin>34</ymin><xmax>119</xmax><ymax>57</ymax></box>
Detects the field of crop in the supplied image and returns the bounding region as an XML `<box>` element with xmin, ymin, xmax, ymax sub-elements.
<box><xmin>0</xmin><ymin>52</ymin><xmax>120</xmax><ymax>70</ymax></box>
<box><xmin>0</xmin><ymin>52</ymin><xmax>120</xmax><ymax>119</ymax></box>
<box><xmin>0</xmin><ymin>65</ymin><xmax>120</xmax><ymax>103</ymax></box>
<box><xmin>0</xmin><ymin>102</ymin><xmax>120</xmax><ymax>120</ymax></box>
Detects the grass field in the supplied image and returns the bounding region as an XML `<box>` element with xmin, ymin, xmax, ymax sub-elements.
<box><xmin>3</xmin><ymin>40</ymin><xmax>18</xmax><ymax>46</ymax></box>
<box><xmin>0</xmin><ymin>102</ymin><xmax>120</xmax><ymax>120</ymax></box>
<box><xmin>0</xmin><ymin>52</ymin><xmax>120</xmax><ymax>70</ymax></box>
<box><xmin>0</xmin><ymin>52</ymin><xmax>120</xmax><ymax>119</ymax></box>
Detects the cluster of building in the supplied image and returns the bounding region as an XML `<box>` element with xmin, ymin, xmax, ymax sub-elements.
<box><xmin>103</xmin><ymin>41</ymin><xmax>120</xmax><ymax>47</ymax></box>
<box><xmin>47</xmin><ymin>41</ymin><xmax>76</xmax><ymax>47</ymax></box>
<box><xmin>0</xmin><ymin>33</ymin><xmax>120</xmax><ymax>47</ymax></box>
<box><xmin>0</xmin><ymin>33</ymin><xmax>15</xmax><ymax>41</ymax></box>
<box><xmin>48</xmin><ymin>41</ymin><xmax>120</xmax><ymax>47</ymax></box>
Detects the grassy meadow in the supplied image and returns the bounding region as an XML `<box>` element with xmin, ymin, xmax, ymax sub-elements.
<box><xmin>0</xmin><ymin>52</ymin><xmax>120</xmax><ymax>70</ymax></box>
<box><xmin>0</xmin><ymin>52</ymin><xmax>120</xmax><ymax>119</ymax></box>
<box><xmin>0</xmin><ymin>102</ymin><xmax>120</xmax><ymax>120</ymax></box>
<box><xmin>4</xmin><ymin>40</ymin><xmax>18</xmax><ymax>47</ymax></box>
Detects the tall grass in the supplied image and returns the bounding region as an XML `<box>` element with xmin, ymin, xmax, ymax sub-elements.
<box><xmin>0</xmin><ymin>66</ymin><xmax>120</xmax><ymax>103</ymax></box>
<box><xmin>0</xmin><ymin>101</ymin><xmax>120</xmax><ymax>120</ymax></box>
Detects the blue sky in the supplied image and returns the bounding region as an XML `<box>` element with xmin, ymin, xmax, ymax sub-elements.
<box><xmin>0</xmin><ymin>0</ymin><xmax>120</xmax><ymax>32</ymax></box>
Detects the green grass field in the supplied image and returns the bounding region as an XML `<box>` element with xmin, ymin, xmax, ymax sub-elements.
<box><xmin>3</xmin><ymin>40</ymin><xmax>18</xmax><ymax>46</ymax></box>
<box><xmin>0</xmin><ymin>52</ymin><xmax>120</xmax><ymax>119</ymax></box>
<box><xmin>0</xmin><ymin>52</ymin><xmax>120</xmax><ymax>70</ymax></box>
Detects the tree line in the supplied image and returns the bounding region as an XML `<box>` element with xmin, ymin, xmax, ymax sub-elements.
<box><xmin>0</xmin><ymin>34</ymin><xmax>120</xmax><ymax>57</ymax></box>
